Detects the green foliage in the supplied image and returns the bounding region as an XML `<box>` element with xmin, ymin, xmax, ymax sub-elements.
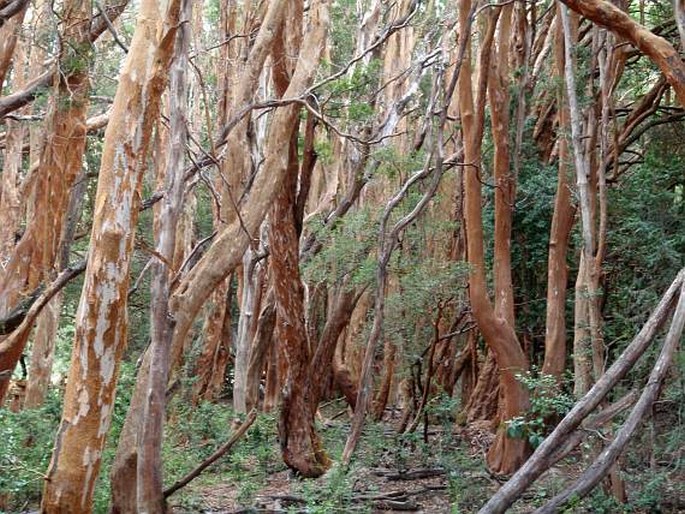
<box><xmin>603</xmin><ymin>123</ymin><xmax>685</xmax><ymax>389</ymax></box>
<box><xmin>320</xmin><ymin>58</ymin><xmax>382</xmax><ymax>128</ymax></box>
<box><xmin>163</xmin><ymin>404</ymin><xmax>281</xmax><ymax>510</ymax></box>
<box><xmin>303</xmin><ymin>207</ymin><xmax>378</xmax><ymax>287</ymax></box>
<box><xmin>295</xmin><ymin>463</ymin><xmax>358</xmax><ymax>513</ymax></box>
<box><xmin>373</xmin><ymin>147</ymin><xmax>427</xmax><ymax>181</ymax></box>
<box><xmin>506</xmin><ymin>370</ymin><xmax>574</xmax><ymax>448</ymax></box>
<box><xmin>0</xmin><ymin>391</ymin><xmax>62</xmax><ymax>510</ymax></box>
<box><xmin>385</xmin><ymin>253</ymin><xmax>468</xmax><ymax>366</ymax></box>
<box><xmin>328</xmin><ymin>0</ymin><xmax>361</xmax><ymax>67</ymax></box>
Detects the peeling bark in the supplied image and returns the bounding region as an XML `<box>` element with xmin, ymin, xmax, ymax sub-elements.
<box><xmin>0</xmin><ymin>0</ymin><xmax>92</xmax><ymax>405</ymax></box>
<box><xmin>42</xmin><ymin>0</ymin><xmax>182</xmax><ymax>510</ymax></box>
<box><xmin>111</xmin><ymin>0</ymin><xmax>330</xmax><ymax>499</ymax></box>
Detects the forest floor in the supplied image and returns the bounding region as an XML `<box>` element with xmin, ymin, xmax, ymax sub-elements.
<box><xmin>164</xmin><ymin>401</ymin><xmax>685</xmax><ymax>514</ymax></box>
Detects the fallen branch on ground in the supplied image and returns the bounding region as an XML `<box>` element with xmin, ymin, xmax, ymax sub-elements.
<box><xmin>163</xmin><ymin>409</ymin><xmax>258</xmax><ymax>498</ymax></box>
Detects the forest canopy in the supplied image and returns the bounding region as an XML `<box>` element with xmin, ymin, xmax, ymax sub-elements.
<box><xmin>0</xmin><ymin>0</ymin><xmax>684</xmax><ymax>512</ymax></box>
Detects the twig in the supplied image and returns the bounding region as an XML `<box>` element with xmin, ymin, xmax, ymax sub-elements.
<box><xmin>163</xmin><ymin>409</ymin><xmax>258</xmax><ymax>498</ymax></box>
<box><xmin>94</xmin><ymin>0</ymin><xmax>129</xmax><ymax>53</ymax></box>
<box><xmin>0</xmin><ymin>261</ymin><xmax>86</xmax><ymax>339</ymax></box>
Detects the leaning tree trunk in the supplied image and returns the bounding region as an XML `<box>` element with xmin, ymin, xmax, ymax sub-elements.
<box><xmin>110</xmin><ymin>0</ymin><xmax>330</xmax><ymax>504</ymax></box>
<box><xmin>41</xmin><ymin>1</ymin><xmax>182</xmax><ymax>511</ymax></box>
<box><xmin>0</xmin><ymin>0</ymin><xmax>130</xmax><ymax>406</ymax></box>
<box><xmin>0</xmin><ymin>0</ymin><xmax>92</xmax><ymax>405</ymax></box>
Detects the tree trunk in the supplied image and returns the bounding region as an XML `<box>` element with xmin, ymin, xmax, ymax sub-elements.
<box><xmin>0</xmin><ymin>0</ymin><xmax>92</xmax><ymax>405</ymax></box>
<box><xmin>466</xmin><ymin>352</ymin><xmax>499</xmax><ymax>424</ymax></box>
<box><xmin>136</xmin><ymin>1</ymin><xmax>190</xmax><ymax>511</ymax></box>
<box><xmin>23</xmin><ymin>295</ymin><xmax>61</xmax><ymax>407</ymax></box>
<box><xmin>245</xmin><ymin>292</ymin><xmax>276</xmax><ymax>412</ymax></box>
<box><xmin>111</xmin><ymin>0</ymin><xmax>329</xmax><ymax>502</ymax></box>
<box><xmin>191</xmin><ymin>280</ymin><xmax>232</xmax><ymax>404</ymax></box>
<box><xmin>457</xmin><ymin>0</ymin><xmax>529</xmax><ymax>475</ymax></box>
<box><xmin>0</xmin><ymin>1</ymin><xmax>26</xmax><ymax>87</ymax></box>
<box><xmin>42</xmin><ymin>1</ymin><xmax>182</xmax><ymax>511</ymax></box>
<box><xmin>542</xmin><ymin>12</ymin><xmax>576</xmax><ymax>378</ymax></box>
<box><xmin>24</xmin><ymin>169</ymin><xmax>87</xmax><ymax>408</ymax></box>
<box><xmin>233</xmin><ymin>251</ymin><xmax>266</xmax><ymax>412</ymax></box>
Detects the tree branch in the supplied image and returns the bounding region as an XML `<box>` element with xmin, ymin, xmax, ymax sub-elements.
<box><xmin>559</xmin><ymin>0</ymin><xmax>685</xmax><ymax>106</ymax></box>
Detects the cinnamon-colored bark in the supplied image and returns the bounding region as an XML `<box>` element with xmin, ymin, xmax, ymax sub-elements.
<box><xmin>542</xmin><ymin>12</ymin><xmax>576</xmax><ymax>378</ymax></box>
<box><xmin>42</xmin><ymin>1</ymin><xmax>182</xmax><ymax>511</ymax></box>
<box><xmin>0</xmin><ymin>0</ymin><xmax>92</xmax><ymax>405</ymax></box>
<box><xmin>560</xmin><ymin>0</ymin><xmax>685</xmax><ymax>106</ymax></box>
<box><xmin>458</xmin><ymin>0</ymin><xmax>529</xmax><ymax>475</ymax></box>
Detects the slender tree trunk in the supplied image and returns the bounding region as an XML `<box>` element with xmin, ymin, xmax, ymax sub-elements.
<box><xmin>542</xmin><ymin>11</ymin><xmax>576</xmax><ymax>379</ymax></box>
<box><xmin>233</xmin><ymin>251</ymin><xmax>265</xmax><ymax>412</ymax></box>
<box><xmin>458</xmin><ymin>0</ymin><xmax>529</xmax><ymax>475</ymax></box>
<box><xmin>23</xmin><ymin>295</ymin><xmax>61</xmax><ymax>407</ymax></box>
<box><xmin>137</xmin><ymin>2</ymin><xmax>190</xmax><ymax>511</ymax></box>
<box><xmin>246</xmin><ymin>292</ymin><xmax>276</xmax><ymax>412</ymax></box>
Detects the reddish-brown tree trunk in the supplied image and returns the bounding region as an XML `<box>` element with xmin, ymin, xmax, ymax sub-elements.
<box><xmin>191</xmin><ymin>281</ymin><xmax>233</xmax><ymax>404</ymax></box>
<box><xmin>542</xmin><ymin>12</ymin><xmax>576</xmax><ymax>378</ymax></box>
<box><xmin>458</xmin><ymin>0</ymin><xmax>529</xmax><ymax>475</ymax></box>
<box><xmin>0</xmin><ymin>0</ymin><xmax>92</xmax><ymax>405</ymax></box>
<box><xmin>0</xmin><ymin>1</ymin><xmax>26</xmax><ymax>87</ymax></box>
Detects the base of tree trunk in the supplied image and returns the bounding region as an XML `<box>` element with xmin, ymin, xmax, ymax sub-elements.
<box><xmin>486</xmin><ymin>426</ymin><xmax>530</xmax><ymax>475</ymax></box>
<box><xmin>278</xmin><ymin>391</ymin><xmax>331</xmax><ymax>478</ymax></box>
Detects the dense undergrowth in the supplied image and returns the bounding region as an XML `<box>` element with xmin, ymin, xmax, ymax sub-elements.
<box><xmin>2</xmin><ymin>391</ymin><xmax>683</xmax><ymax>513</ymax></box>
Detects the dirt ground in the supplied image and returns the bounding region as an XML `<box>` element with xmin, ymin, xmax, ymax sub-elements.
<box><xmin>165</xmin><ymin>413</ymin><xmax>684</xmax><ymax>514</ymax></box>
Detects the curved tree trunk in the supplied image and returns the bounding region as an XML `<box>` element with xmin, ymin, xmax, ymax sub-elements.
<box><xmin>457</xmin><ymin>0</ymin><xmax>529</xmax><ymax>475</ymax></box>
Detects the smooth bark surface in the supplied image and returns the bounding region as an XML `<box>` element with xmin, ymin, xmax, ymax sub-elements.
<box><xmin>478</xmin><ymin>269</ymin><xmax>684</xmax><ymax>513</ymax></box>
